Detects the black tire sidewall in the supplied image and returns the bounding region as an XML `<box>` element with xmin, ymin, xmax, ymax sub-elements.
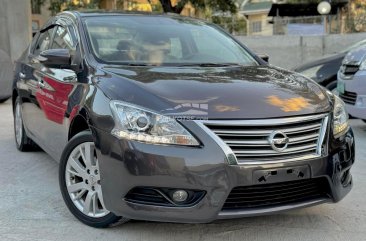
<box><xmin>326</xmin><ymin>81</ymin><xmax>337</xmax><ymax>91</ymax></box>
<box><xmin>14</xmin><ymin>97</ymin><xmax>27</xmax><ymax>150</ymax></box>
<box><xmin>59</xmin><ymin>130</ymin><xmax>122</xmax><ymax>228</ymax></box>
<box><xmin>0</xmin><ymin>97</ymin><xmax>9</xmax><ymax>103</ymax></box>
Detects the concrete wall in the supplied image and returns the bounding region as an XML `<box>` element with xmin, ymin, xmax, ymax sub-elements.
<box><xmin>0</xmin><ymin>0</ymin><xmax>32</xmax><ymax>62</ymax></box>
<box><xmin>0</xmin><ymin>0</ymin><xmax>31</xmax><ymax>98</ymax></box>
<box><xmin>236</xmin><ymin>33</ymin><xmax>366</xmax><ymax>69</ymax></box>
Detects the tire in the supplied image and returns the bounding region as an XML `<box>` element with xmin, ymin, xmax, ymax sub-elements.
<box><xmin>13</xmin><ymin>97</ymin><xmax>39</xmax><ymax>151</ymax></box>
<box><xmin>59</xmin><ymin>131</ymin><xmax>129</xmax><ymax>228</ymax></box>
<box><xmin>0</xmin><ymin>97</ymin><xmax>9</xmax><ymax>103</ymax></box>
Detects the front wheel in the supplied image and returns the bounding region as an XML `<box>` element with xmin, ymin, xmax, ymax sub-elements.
<box><xmin>59</xmin><ymin>131</ymin><xmax>129</xmax><ymax>228</ymax></box>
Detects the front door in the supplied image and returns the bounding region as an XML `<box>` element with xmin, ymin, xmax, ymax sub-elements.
<box><xmin>36</xmin><ymin>24</ymin><xmax>79</xmax><ymax>160</ymax></box>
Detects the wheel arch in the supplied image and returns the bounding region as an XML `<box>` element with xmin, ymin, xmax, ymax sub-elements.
<box><xmin>68</xmin><ymin>109</ymin><xmax>90</xmax><ymax>140</ymax></box>
<box><xmin>325</xmin><ymin>78</ymin><xmax>338</xmax><ymax>90</ymax></box>
<box><xmin>12</xmin><ymin>89</ymin><xmax>18</xmax><ymax>112</ymax></box>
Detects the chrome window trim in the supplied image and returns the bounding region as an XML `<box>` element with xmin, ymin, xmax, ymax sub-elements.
<box><xmin>195</xmin><ymin>113</ymin><xmax>329</xmax><ymax>165</ymax></box>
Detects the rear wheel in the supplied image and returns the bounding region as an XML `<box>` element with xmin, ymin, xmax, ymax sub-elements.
<box><xmin>0</xmin><ymin>97</ymin><xmax>9</xmax><ymax>103</ymax></box>
<box><xmin>14</xmin><ymin>97</ymin><xmax>38</xmax><ymax>151</ymax></box>
<box><xmin>59</xmin><ymin>131</ymin><xmax>129</xmax><ymax>228</ymax></box>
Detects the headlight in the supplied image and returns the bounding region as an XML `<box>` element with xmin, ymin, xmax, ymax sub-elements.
<box><xmin>110</xmin><ymin>101</ymin><xmax>200</xmax><ymax>146</ymax></box>
<box><xmin>333</xmin><ymin>95</ymin><xmax>349</xmax><ymax>138</ymax></box>
<box><xmin>298</xmin><ymin>65</ymin><xmax>323</xmax><ymax>80</ymax></box>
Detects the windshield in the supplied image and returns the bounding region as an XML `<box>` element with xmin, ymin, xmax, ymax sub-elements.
<box><xmin>343</xmin><ymin>39</ymin><xmax>366</xmax><ymax>53</ymax></box>
<box><xmin>83</xmin><ymin>16</ymin><xmax>258</xmax><ymax>66</ymax></box>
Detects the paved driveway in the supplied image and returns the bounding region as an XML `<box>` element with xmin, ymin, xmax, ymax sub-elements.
<box><xmin>0</xmin><ymin>100</ymin><xmax>365</xmax><ymax>241</ymax></box>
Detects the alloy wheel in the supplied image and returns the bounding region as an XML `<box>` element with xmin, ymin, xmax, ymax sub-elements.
<box><xmin>65</xmin><ymin>142</ymin><xmax>109</xmax><ymax>218</ymax></box>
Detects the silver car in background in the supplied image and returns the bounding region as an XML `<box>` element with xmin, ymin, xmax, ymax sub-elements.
<box><xmin>338</xmin><ymin>45</ymin><xmax>366</xmax><ymax>121</ymax></box>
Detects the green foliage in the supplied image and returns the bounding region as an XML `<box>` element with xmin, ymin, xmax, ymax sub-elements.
<box><xmin>286</xmin><ymin>0</ymin><xmax>320</xmax><ymax>3</ymax></box>
<box><xmin>48</xmin><ymin>0</ymin><xmax>101</xmax><ymax>16</ymax></box>
<box><xmin>158</xmin><ymin>0</ymin><xmax>237</xmax><ymax>14</ymax></box>
<box><xmin>345</xmin><ymin>0</ymin><xmax>366</xmax><ymax>32</ymax></box>
<box><xmin>44</xmin><ymin>0</ymin><xmax>237</xmax><ymax>17</ymax></box>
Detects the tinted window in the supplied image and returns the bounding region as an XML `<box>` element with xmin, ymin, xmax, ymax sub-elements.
<box><xmin>33</xmin><ymin>28</ymin><xmax>54</xmax><ymax>55</ymax></box>
<box><xmin>50</xmin><ymin>26</ymin><xmax>74</xmax><ymax>50</ymax></box>
<box><xmin>84</xmin><ymin>16</ymin><xmax>257</xmax><ymax>66</ymax></box>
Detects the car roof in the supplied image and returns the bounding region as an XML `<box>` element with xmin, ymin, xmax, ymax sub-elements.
<box><xmin>59</xmin><ymin>10</ymin><xmax>196</xmax><ymax>21</ymax></box>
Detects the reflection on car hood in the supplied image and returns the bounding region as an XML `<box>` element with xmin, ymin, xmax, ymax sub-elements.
<box><xmin>97</xmin><ymin>65</ymin><xmax>331</xmax><ymax>119</ymax></box>
<box><xmin>343</xmin><ymin>45</ymin><xmax>366</xmax><ymax>65</ymax></box>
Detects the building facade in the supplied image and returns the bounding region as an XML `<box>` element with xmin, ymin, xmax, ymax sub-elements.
<box><xmin>240</xmin><ymin>0</ymin><xmax>273</xmax><ymax>36</ymax></box>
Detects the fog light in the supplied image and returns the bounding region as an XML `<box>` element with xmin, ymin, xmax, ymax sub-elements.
<box><xmin>172</xmin><ymin>190</ymin><xmax>188</xmax><ymax>202</ymax></box>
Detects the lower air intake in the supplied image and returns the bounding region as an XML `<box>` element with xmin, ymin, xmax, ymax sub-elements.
<box><xmin>222</xmin><ymin>178</ymin><xmax>330</xmax><ymax>210</ymax></box>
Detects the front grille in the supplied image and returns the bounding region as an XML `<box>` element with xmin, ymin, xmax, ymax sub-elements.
<box><xmin>204</xmin><ymin>115</ymin><xmax>327</xmax><ymax>164</ymax></box>
<box><xmin>222</xmin><ymin>178</ymin><xmax>330</xmax><ymax>210</ymax></box>
<box><xmin>340</xmin><ymin>64</ymin><xmax>359</xmax><ymax>76</ymax></box>
<box><xmin>339</xmin><ymin>91</ymin><xmax>357</xmax><ymax>105</ymax></box>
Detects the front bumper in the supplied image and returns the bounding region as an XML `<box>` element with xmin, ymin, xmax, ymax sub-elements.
<box><xmin>92</xmin><ymin>121</ymin><xmax>355</xmax><ymax>223</ymax></box>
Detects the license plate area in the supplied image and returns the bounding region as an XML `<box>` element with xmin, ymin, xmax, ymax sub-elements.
<box><xmin>253</xmin><ymin>165</ymin><xmax>310</xmax><ymax>184</ymax></box>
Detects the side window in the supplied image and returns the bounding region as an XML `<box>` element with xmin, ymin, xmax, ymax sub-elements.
<box><xmin>169</xmin><ymin>37</ymin><xmax>183</xmax><ymax>59</ymax></box>
<box><xmin>33</xmin><ymin>28</ymin><xmax>54</xmax><ymax>56</ymax></box>
<box><xmin>50</xmin><ymin>26</ymin><xmax>74</xmax><ymax>50</ymax></box>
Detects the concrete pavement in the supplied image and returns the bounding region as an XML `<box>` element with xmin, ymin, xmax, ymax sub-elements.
<box><xmin>0</xmin><ymin>100</ymin><xmax>365</xmax><ymax>241</ymax></box>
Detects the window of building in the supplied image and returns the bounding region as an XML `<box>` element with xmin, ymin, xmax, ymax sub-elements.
<box><xmin>251</xmin><ymin>21</ymin><xmax>262</xmax><ymax>33</ymax></box>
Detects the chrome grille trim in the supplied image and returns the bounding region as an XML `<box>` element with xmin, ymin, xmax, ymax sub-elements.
<box><xmin>196</xmin><ymin>114</ymin><xmax>328</xmax><ymax>165</ymax></box>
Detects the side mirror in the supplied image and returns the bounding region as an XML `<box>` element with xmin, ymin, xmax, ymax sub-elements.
<box><xmin>39</xmin><ymin>49</ymin><xmax>75</xmax><ymax>70</ymax></box>
<box><xmin>257</xmin><ymin>54</ymin><xmax>269</xmax><ymax>63</ymax></box>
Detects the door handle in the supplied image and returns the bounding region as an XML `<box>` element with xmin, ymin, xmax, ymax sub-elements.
<box><xmin>38</xmin><ymin>80</ymin><xmax>45</xmax><ymax>89</ymax></box>
<box><xmin>19</xmin><ymin>72</ymin><xmax>26</xmax><ymax>79</ymax></box>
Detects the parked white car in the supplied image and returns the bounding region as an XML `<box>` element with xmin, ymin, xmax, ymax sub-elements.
<box><xmin>338</xmin><ymin>45</ymin><xmax>366</xmax><ymax>121</ymax></box>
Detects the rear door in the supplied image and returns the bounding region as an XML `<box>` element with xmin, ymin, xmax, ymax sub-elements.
<box><xmin>18</xmin><ymin>25</ymin><xmax>56</xmax><ymax>145</ymax></box>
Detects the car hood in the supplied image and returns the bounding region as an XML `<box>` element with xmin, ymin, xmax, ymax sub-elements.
<box><xmin>293</xmin><ymin>52</ymin><xmax>345</xmax><ymax>72</ymax></box>
<box><xmin>343</xmin><ymin>45</ymin><xmax>366</xmax><ymax>65</ymax></box>
<box><xmin>96</xmin><ymin>65</ymin><xmax>331</xmax><ymax>119</ymax></box>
